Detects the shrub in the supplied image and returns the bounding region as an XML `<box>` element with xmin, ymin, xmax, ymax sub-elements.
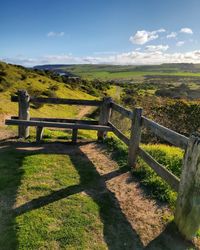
<box><xmin>0</xmin><ymin>78</ymin><xmax>12</xmax><ymax>92</ymax></box>
<box><xmin>42</xmin><ymin>89</ymin><xmax>57</xmax><ymax>98</ymax></box>
<box><xmin>21</xmin><ymin>74</ymin><xmax>27</xmax><ymax>80</ymax></box>
<box><xmin>49</xmin><ymin>84</ymin><xmax>59</xmax><ymax>91</ymax></box>
<box><xmin>0</xmin><ymin>71</ymin><xmax>6</xmax><ymax>77</ymax></box>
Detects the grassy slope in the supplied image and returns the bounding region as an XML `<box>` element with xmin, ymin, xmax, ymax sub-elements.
<box><xmin>1</xmin><ymin>61</ymin><xmax>198</xmax><ymax>245</ymax></box>
<box><xmin>0</xmin><ymin>62</ymin><xmax>95</xmax><ymax>119</ymax></box>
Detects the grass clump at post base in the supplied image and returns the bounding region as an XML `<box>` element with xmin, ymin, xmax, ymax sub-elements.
<box><xmin>104</xmin><ymin>137</ymin><xmax>184</xmax><ymax>207</ymax></box>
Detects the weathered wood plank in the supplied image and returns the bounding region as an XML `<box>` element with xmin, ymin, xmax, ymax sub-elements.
<box><xmin>108</xmin><ymin>122</ymin><xmax>129</xmax><ymax>146</ymax></box>
<box><xmin>72</xmin><ymin>129</ymin><xmax>78</xmax><ymax>143</ymax></box>
<box><xmin>11</xmin><ymin>96</ymin><xmax>102</xmax><ymax>106</ymax></box>
<box><xmin>111</xmin><ymin>102</ymin><xmax>133</xmax><ymax>119</ymax></box>
<box><xmin>11</xmin><ymin>116</ymin><xmax>99</xmax><ymax>125</ymax></box>
<box><xmin>175</xmin><ymin>134</ymin><xmax>200</xmax><ymax>240</ymax></box>
<box><xmin>128</xmin><ymin>108</ymin><xmax>143</xmax><ymax>168</ymax></box>
<box><xmin>138</xmin><ymin>147</ymin><xmax>180</xmax><ymax>192</ymax></box>
<box><xmin>5</xmin><ymin>119</ymin><xmax>112</xmax><ymax>131</ymax></box>
<box><xmin>98</xmin><ymin>97</ymin><xmax>112</xmax><ymax>140</ymax></box>
<box><xmin>18</xmin><ymin>90</ymin><xmax>30</xmax><ymax>138</ymax></box>
<box><xmin>11</xmin><ymin>95</ymin><xmax>18</xmax><ymax>102</ymax></box>
<box><xmin>142</xmin><ymin>116</ymin><xmax>188</xmax><ymax>149</ymax></box>
<box><xmin>36</xmin><ymin>126</ymin><xmax>44</xmax><ymax>142</ymax></box>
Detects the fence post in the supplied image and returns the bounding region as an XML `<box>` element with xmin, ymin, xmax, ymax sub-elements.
<box><xmin>97</xmin><ymin>97</ymin><xmax>112</xmax><ymax>141</ymax></box>
<box><xmin>72</xmin><ymin>129</ymin><xmax>78</xmax><ymax>143</ymax></box>
<box><xmin>128</xmin><ymin>107</ymin><xmax>143</xmax><ymax>168</ymax></box>
<box><xmin>36</xmin><ymin>126</ymin><xmax>44</xmax><ymax>142</ymax></box>
<box><xmin>18</xmin><ymin>90</ymin><xmax>30</xmax><ymax>138</ymax></box>
<box><xmin>175</xmin><ymin>134</ymin><xmax>200</xmax><ymax>240</ymax></box>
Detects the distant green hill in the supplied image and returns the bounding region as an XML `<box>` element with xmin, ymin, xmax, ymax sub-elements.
<box><xmin>0</xmin><ymin>61</ymin><xmax>95</xmax><ymax>119</ymax></box>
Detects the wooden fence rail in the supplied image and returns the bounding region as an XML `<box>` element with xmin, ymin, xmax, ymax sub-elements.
<box><xmin>11</xmin><ymin>95</ymin><xmax>102</xmax><ymax>106</ymax></box>
<box><xmin>142</xmin><ymin>116</ymin><xmax>188</xmax><ymax>149</ymax></box>
<box><xmin>138</xmin><ymin>148</ymin><xmax>180</xmax><ymax>192</ymax></box>
<box><xmin>110</xmin><ymin>102</ymin><xmax>133</xmax><ymax>119</ymax></box>
<box><xmin>5</xmin><ymin>89</ymin><xmax>199</xmax><ymax>240</ymax></box>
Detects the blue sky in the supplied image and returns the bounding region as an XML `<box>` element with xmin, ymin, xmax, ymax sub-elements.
<box><xmin>1</xmin><ymin>0</ymin><xmax>200</xmax><ymax>65</ymax></box>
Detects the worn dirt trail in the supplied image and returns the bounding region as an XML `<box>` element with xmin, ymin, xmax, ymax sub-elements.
<box><xmin>4</xmin><ymin>138</ymin><xmax>197</xmax><ymax>249</ymax></box>
<box><xmin>77</xmin><ymin>106</ymin><xmax>93</xmax><ymax>119</ymax></box>
<box><xmin>0</xmin><ymin>114</ymin><xmax>16</xmax><ymax>140</ymax></box>
<box><xmin>80</xmin><ymin>143</ymin><xmax>198</xmax><ymax>249</ymax></box>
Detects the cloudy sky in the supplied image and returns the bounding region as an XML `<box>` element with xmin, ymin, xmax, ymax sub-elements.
<box><xmin>1</xmin><ymin>0</ymin><xmax>200</xmax><ymax>66</ymax></box>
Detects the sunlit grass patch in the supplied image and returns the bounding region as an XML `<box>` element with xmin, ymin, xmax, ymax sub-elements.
<box><xmin>0</xmin><ymin>149</ymin><xmax>106</xmax><ymax>249</ymax></box>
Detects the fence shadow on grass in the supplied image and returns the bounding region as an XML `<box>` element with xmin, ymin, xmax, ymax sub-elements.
<box><xmin>0</xmin><ymin>139</ymin><xmax>26</xmax><ymax>249</ymax></box>
<box><xmin>6</xmin><ymin>140</ymin><xmax>143</xmax><ymax>249</ymax></box>
<box><xmin>0</xmin><ymin>139</ymin><xmax>196</xmax><ymax>250</ymax></box>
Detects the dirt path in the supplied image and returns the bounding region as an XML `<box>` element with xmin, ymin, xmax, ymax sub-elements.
<box><xmin>0</xmin><ymin>114</ymin><xmax>16</xmax><ymax>140</ymax></box>
<box><xmin>80</xmin><ymin>143</ymin><xmax>198</xmax><ymax>249</ymax></box>
<box><xmin>76</xmin><ymin>106</ymin><xmax>93</xmax><ymax>119</ymax></box>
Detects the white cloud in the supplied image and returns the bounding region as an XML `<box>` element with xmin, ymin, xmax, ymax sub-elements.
<box><xmin>145</xmin><ymin>45</ymin><xmax>169</xmax><ymax>52</ymax></box>
<box><xmin>129</xmin><ymin>28</ymin><xmax>166</xmax><ymax>45</ymax></box>
<box><xmin>176</xmin><ymin>41</ymin><xmax>185</xmax><ymax>47</ymax></box>
<box><xmin>3</xmin><ymin>48</ymin><xmax>200</xmax><ymax>67</ymax></box>
<box><xmin>130</xmin><ymin>30</ymin><xmax>157</xmax><ymax>45</ymax></box>
<box><xmin>155</xmin><ymin>28</ymin><xmax>166</xmax><ymax>33</ymax></box>
<box><xmin>47</xmin><ymin>31</ymin><xmax>65</xmax><ymax>37</ymax></box>
<box><xmin>167</xmin><ymin>32</ymin><xmax>177</xmax><ymax>39</ymax></box>
<box><xmin>93</xmin><ymin>51</ymin><xmax>118</xmax><ymax>55</ymax></box>
<box><xmin>180</xmin><ymin>28</ymin><xmax>193</xmax><ymax>34</ymax></box>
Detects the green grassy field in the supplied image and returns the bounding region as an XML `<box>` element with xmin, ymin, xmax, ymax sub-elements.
<box><xmin>75</xmin><ymin>70</ymin><xmax>200</xmax><ymax>80</ymax></box>
<box><xmin>35</xmin><ymin>64</ymin><xmax>200</xmax><ymax>80</ymax></box>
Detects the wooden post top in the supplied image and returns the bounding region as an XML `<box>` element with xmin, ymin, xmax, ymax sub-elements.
<box><xmin>17</xmin><ymin>89</ymin><xmax>30</xmax><ymax>101</ymax></box>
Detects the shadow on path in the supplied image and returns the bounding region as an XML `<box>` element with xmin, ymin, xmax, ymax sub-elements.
<box><xmin>0</xmin><ymin>139</ymin><xmax>196</xmax><ymax>250</ymax></box>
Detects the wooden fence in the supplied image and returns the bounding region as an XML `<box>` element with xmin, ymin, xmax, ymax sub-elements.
<box><xmin>5</xmin><ymin>90</ymin><xmax>200</xmax><ymax>240</ymax></box>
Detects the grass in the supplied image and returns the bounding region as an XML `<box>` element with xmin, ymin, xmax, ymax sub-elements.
<box><xmin>15</xmin><ymin>154</ymin><xmax>106</xmax><ymax>250</ymax></box>
<box><xmin>31</xmin><ymin>128</ymin><xmax>98</xmax><ymax>141</ymax></box>
<box><xmin>0</xmin><ymin>148</ymin><xmax>105</xmax><ymax>249</ymax></box>
<box><xmin>50</xmin><ymin>64</ymin><xmax>200</xmax><ymax>80</ymax></box>
<box><xmin>104</xmin><ymin>137</ymin><xmax>184</xmax><ymax>207</ymax></box>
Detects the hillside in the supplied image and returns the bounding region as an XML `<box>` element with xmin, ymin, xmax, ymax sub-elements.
<box><xmin>1</xmin><ymin>61</ymin><xmax>200</xmax><ymax>249</ymax></box>
<box><xmin>0</xmin><ymin>61</ymin><xmax>95</xmax><ymax>121</ymax></box>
